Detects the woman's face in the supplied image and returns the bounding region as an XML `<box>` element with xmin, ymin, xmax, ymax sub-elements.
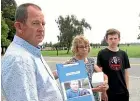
<box><xmin>76</xmin><ymin>42</ymin><xmax>89</xmax><ymax>57</ymax></box>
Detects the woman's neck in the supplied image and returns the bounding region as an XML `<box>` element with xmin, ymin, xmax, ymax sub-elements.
<box><xmin>75</xmin><ymin>55</ymin><xmax>88</xmax><ymax>63</ymax></box>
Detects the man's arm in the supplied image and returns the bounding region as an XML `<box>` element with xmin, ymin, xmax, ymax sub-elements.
<box><xmin>2</xmin><ymin>55</ymin><xmax>38</xmax><ymax>101</ymax></box>
<box><xmin>125</xmin><ymin>69</ymin><xmax>129</xmax><ymax>89</ymax></box>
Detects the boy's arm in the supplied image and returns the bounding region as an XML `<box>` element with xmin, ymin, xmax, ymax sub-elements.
<box><xmin>125</xmin><ymin>69</ymin><xmax>129</xmax><ymax>89</ymax></box>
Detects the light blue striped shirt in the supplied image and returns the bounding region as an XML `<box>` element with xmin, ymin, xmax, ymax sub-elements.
<box><xmin>1</xmin><ymin>35</ymin><xmax>63</xmax><ymax>101</ymax></box>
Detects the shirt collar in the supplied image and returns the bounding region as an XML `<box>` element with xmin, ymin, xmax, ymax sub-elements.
<box><xmin>13</xmin><ymin>35</ymin><xmax>41</xmax><ymax>57</ymax></box>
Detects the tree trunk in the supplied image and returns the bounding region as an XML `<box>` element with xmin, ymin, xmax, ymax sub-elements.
<box><xmin>57</xmin><ymin>50</ymin><xmax>58</xmax><ymax>56</ymax></box>
<box><xmin>66</xmin><ymin>43</ymin><xmax>71</xmax><ymax>54</ymax></box>
<box><xmin>67</xmin><ymin>48</ymin><xmax>70</xmax><ymax>54</ymax></box>
<box><xmin>56</xmin><ymin>47</ymin><xmax>58</xmax><ymax>56</ymax></box>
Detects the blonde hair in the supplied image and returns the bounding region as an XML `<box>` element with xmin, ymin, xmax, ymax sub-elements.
<box><xmin>71</xmin><ymin>35</ymin><xmax>90</xmax><ymax>55</ymax></box>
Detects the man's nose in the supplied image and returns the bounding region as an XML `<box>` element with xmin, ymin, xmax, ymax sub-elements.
<box><xmin>38</xmin><ymin>25</ymin><xmax>45</xmax><ymax>32</ymax></box>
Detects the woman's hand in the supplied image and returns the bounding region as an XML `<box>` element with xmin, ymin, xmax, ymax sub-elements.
<box><xmin>92</xmin><ymin>82</ymin><xmax>109</xmax><ymax>92</ymax></box>
<box><xmin>101</xmin><ymin>92</ymin><xmax>108</xmax><ymax>101</ymax></box>
<box><xmin>103</xmin><ymin>81</ymin><xmax>109</xmax><ymax>91</ymax></box>
<box><xmin>92</xmin><ymin>85</ymin><xmax>106</xmax><ymax>92</ymax></box>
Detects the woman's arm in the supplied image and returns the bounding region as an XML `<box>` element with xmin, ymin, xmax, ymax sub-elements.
<box><xmin>52</xmin><ymin>70</ymin><xmax>58</xmax><ymax>79</ymax></box>
<box><xmin>125</xmin><ymin>69</ymin><xmax>129</xmax><ymax>89</ymax></box>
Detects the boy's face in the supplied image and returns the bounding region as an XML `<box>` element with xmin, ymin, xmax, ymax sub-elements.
<box><xmin>106</xmin><ymin>34</ymin><xmax>120</xmax><ymax>48</ymax></box>
<box><xmin>70</xmin><ymin>81</ymin><xmax>79</xmax><ymax>92</ymax></box>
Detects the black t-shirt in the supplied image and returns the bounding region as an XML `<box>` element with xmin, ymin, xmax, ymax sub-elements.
<box><xmin>97</xmin><ymin>48</ymin><xmax>130</xmax><ymax>94</ymax></box>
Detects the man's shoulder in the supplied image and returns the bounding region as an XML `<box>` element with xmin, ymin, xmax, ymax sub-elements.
<box><xmin>2</xmin><ymin>50</ymin><xmax>35</xmax><ymax>78</ymax></box>
<box><xmin>2</xmin><ymin>46</ymin><xmax>34</xmax><ymax>67</ymax></box>
<box><xmin>4</xmin><ymin>42</ymin><xmax>33</xmax><ymax>59</ymax></box>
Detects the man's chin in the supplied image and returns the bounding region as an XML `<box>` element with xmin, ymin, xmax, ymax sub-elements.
<box><xmin>37</xmin><ymin>38</ymin><xmax>44</xmax><ymax>42</ymax></box>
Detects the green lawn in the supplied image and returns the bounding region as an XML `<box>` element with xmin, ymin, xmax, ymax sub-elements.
<box><xmin>119</xmin><ymin>45</ymin><xmax>140</xmax><ymax>58</ymax></box>
<box><xmin>41</xmin><ymin>45</ymin><xmax>140</xmax><ymax>58</ymax></box>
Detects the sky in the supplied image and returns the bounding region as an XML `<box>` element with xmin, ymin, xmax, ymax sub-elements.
<box><xmin>15</xmin><ymin>0</ymin><xmax>140</xmax><ymax>44</ymax></box>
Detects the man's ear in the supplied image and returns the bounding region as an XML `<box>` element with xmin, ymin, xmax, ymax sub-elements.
<box><xmin>14</xmin><ymin>22</ymin><xmax>23</xmax><ymax>34</ymax></box>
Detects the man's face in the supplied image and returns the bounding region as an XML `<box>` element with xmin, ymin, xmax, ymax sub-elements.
<box><xmin>70</xmin><ymin>81</ymin><xmax>79</xmax><ymax>92</ymax></box>
<box><xmin>22</xmin><ymin>6</ymin><xmax>45</xmax><ymax>46</ymax></box>
<box><xmin>106</xmin><ymin>34</ymin><xmax>120</xmax><ymax>48</ymax></box>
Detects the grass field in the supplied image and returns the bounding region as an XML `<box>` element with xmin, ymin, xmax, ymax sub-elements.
<box><xmin>41</xmin><ymin>45</ymin><xmax>140</xmax><ymax>58</ymax></box>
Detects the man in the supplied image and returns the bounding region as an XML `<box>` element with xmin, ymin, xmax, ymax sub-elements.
<box><xmin>1</xmin><ymin>3</ymin><xmax>63</xmax><ymax>101</ymax></box>
<box><xmin>97</xmin><ymin>28</ymin><xmax>130</xmax><ymax>101</ymax></box>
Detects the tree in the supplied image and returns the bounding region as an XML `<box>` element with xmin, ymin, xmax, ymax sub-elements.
<box><xmin>138</xmin><ymin>13</ymin><xmax>140</xmax><ymax>39</ymax></box>
<box><xmin>52</xmin><ymin>42</ymin><xmax>61</xmax><ymax>56</ymax></box>
<box><xmin>56</xmin><ymin>15</ymin><xmax>91</xmax><ymax>54</ymax></box>
<box><xmin>101</xmin><ymin>37</ymin><xmax>108</xmax><ymax>46</ymax></box>
<box><xmin>138</xmin><ymin>34</ymin><xmax>140</xmax><ymax>39</ymax></box>
<box><xmin>1</xmin><ymin>0</ymin><xmax>17</xmax><ymax>42</ymax></box>
<box><xmin>49</xmin><ymin>42</ymin><xmax>52</xmax><ymax>47</ymax></box>
<box><xmin>1</xmin><ymin>14</ymin><xmax>11</xmax><ymax>54</ymax></box>
<box><xmin>1</xmin><ymin>0</ymin><xmax>17</xmax><ymax>11</ymax></box>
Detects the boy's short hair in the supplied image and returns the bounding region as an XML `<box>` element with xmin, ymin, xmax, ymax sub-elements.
<box><xmin>105</xmin><ymin>28</ymin><xmax>120</xmax><ymax>39</ymax></box>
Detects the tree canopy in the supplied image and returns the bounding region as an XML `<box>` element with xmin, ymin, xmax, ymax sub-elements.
<box><xmin>1</xmin><ymin>0</ymin><xmax>17</xmax><ymax>45</ymax></box>
<box><xmin>101</xmin><ymin>36</ymin><xmax>108</xmax><ymax>46</ymax></box>
<box><xmin>1</xmin><ymin>13</ymin><xmax>10</xmax><ymax>46</ymax></box>
<box><xmin>138</xmin><ymin>34</ymin><xmax>140</xmax><ymax>39</ymax></box>
<box><xmin>138</xmin><ymin>13</ymin><xmax>140</xmax><ymax>39</ymax></box>
<box><xmin>56</xmin><ymin>15</ymin><xmax>91</xmax><ymax>54</ymax></box>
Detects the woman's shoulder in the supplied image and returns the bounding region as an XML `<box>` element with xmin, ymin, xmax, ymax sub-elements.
<box><xmin>65</xmin><ymin>57</ymin><xmax>78</xmax><ymax>64</ymax></box>
<box><xmin>87</xmin><ymin>57</ymin><xmax>95</xmax><ymax>64</ymax></box>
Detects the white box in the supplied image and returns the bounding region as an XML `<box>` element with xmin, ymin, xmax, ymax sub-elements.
<box><xmin>92</xmin><ymin>72</ymin><xmax>104</xmax><ymax>88</ymax></box>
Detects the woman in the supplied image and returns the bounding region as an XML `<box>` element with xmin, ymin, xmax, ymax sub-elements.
<box><xmin>65</xmin><ymin>35</ymin><xmax>109</xmax><ymax>101</ymax></box>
